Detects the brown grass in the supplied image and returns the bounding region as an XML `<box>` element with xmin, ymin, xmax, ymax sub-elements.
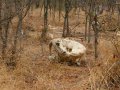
<box><xmin>0</xmin><ymin>8</ymin><xmax>120</xmax><ymax>90</ymax></box>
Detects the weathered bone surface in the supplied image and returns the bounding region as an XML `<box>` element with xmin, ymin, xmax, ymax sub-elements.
<box><xmin>49</xmin><ymin>38</ymin><xmax>86</xmax><ymax>64</ymax></box>
<box><xmin>116</xmin><ymin>31</ymin><xmax>120</xmax><ymax>36</ymax></box>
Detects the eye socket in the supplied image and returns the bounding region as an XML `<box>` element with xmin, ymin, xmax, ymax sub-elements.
<box><xmin>69</xmin><ymin>48</ymin><xmax>72</xmax><ymax>52</ymax></box>
<box><xmin>63</xmin><ymin>51</ymin><xmax>66</xmax><ymax>54</ymax></box>
<box><xmin>66</xmin><ymin>47</ymin><xmax>72</xmax><ymax>52</ymax></box>
<box><xmin>56</xmin><ymin>42</ymin><xmax>60</xmax><ymax>46</ymax></box>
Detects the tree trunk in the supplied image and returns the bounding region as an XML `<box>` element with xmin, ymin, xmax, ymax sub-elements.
<box><xmin>93</xmin><ymin>14</ymin><xmax>99</xmax><ymax>59</ymax></box>
<box><xmin>41</xmin><ymin>0</ymin><xmax>48</xmax><ymax>42</ymax></box>
<box><xmin>88</xmin><ymin>15</ymin><xmax>92</xmax><ymax>43</ymax></box>
<box><xmin>35</xmin><ymin>0</ymin><xmax>40</xmax><ymax>8</ymax></box>
<box><xmin>53</xmin><ymin>0</ymin><xmax>56</xmax><ymax>22</ymax></box>
<box><xmin>66</xmin><ymin>10</ymin><xmax>70</xmax><ymax>37</ymax></box>
<box><xmin>85</xmin><ymin>14</ymin><xmax>88</xmax><ymax>41</ymax></box>
<box><xmin>58</xmin><ymin>0</ymin><xmax>61</xmax><ymax>22</ymax></box>
<box><xmin>0</xmin><ymin>0</ymin><xmax>2</xmax><ymax>39</ymax></box>
<box><xmin>2</xmin><ymin>21</ymin><xmax>9</xmax><ymax>59</ymax></box>
<box><xmin>118</xmin><ymin>5</ymin><xmax>120</xmax><ymax>28</ymax></box>
<box><xmin>1</xmin><ymin>0</ymin><xmax>11</xmax><ymax>60</ymax></box>
<box><xmin>12</xmin><ymin>13</ymin><xmax>22</xmax><ymax>61</ymax></box>
<box><xmin>62</xmin><ymin>0</ymin><xmax>71</xmax><ymax>37</ymax></box>
<box><xmin>94</xmin><ymin>28</ymin><xmax>98</xmax><ymax>59</ymax></box>
<box><xmin>87</xmin><ymin>0</ymin><xmax>94</xmax><ymax>43</ymax></box>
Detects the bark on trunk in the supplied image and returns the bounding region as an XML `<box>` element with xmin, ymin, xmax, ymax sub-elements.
<box><xmin>93</xmin><ymin>15</ymin><xmax>99</xmax><ymax>59</ymax></box>
<box><xmin>12</xmin><ymin>14</ymin><xmax>22</xmax><ymax>60</ymax></box>
<box><xmin>62</xmin><ymin>0</ymin><xmax>71</xmax><ymax>37</ymax></box>
<box><xmin>41</xmin><ymin>0</ymin><xmax>48</xmax><ymax>41</ymax></box>
<box><xmin>85</xmin><ymin>14</ymin><xmax>88</xmax><ymax>41</ymax></box>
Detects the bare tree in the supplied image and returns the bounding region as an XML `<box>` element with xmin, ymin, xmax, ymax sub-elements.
<box><xmin>35</xmin><ymin>0</ymin><xmax>40</xmax><ymax>8</ymax></box>
<box><xmin>41</xmin><ymin>0</ymin><xmax>49</xmax><ymax>42</ymax></box>
<box><xmin>9</xmin><ymin>0</ymin><xmax>32</xmax><ymax>67</ymax></box>
<box><xmin>117</xmin><ymin>3</ymin><xmax>120</xmax><ymax>29</ymax></box>
<box><xmin>62</xmin><ymin>0</ymin><xmax>72</xmax><ymax>37</ymax></box>
<box><xmin>0</xmin><ymin>0</ymin><xmax>2</xmax><ymax>41</ymax></box>
<box><xmin>1</xmin><ymin>0</ymin><xmax>13</xmax><ymax>60</ymax></box>
<box><xmin>92</xmin><ymin>14</ymin><xmax>99</xmax><ymax>59</ymax></box>
<box><xmin>58</xmin><ymin>0</ymin><xmax>63</xmax><ymax>22</ymax></box>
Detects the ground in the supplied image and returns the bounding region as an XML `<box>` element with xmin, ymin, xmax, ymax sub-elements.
<box><xmin>0</xmin><ymin>8</ymin><xmax>119</xmax><ymax>90</ymax></box>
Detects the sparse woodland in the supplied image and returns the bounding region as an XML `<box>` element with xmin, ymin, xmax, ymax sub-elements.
<box><xmin>0</xmin><ymin>0</ymin><xmax>120</xmax><ymax>90</ymax></box>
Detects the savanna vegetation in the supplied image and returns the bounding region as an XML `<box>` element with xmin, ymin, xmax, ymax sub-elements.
<box><xmin>0</xmin><ymin>0</ymin><xmax>120</xmax><ymax>90</ymax></box>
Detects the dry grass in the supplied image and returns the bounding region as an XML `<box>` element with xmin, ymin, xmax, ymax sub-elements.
<box><xmin>0</xmin><ymin>8</ymin><xmax>120</xmax><ymax>90</ymax></box>
<box><xmin>88</xmin><ymin>29</ymin><xmax>120</xmax><ymax>90</ymax></box>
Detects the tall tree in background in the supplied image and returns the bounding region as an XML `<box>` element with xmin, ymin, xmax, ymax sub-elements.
<box><xmin>58</xmin><ymin>0</ymin><xmax>63</xmax><ymax>22</ymax></box>
<box><xmin>12</xmin><ymin>0</ymin><xmax>32</xmax><ymax>58</ymax></box>
<box><xmin>62</xmin><ymin>0</ymin><xmax>72</xmax><ymax>37</ymax></box>
<box><xmin>12</xmin><ymin>0</ymin><xmax>23</xmax><ymax>60</ymax></box>
<box><xmin>92</xmin><ymin>14</ymin><xmax>99</xmax><ymax>59</ymax></box>
<box><xmin>83</xmin><ymin>0</ymin><xmax>89</xmax><ymax>41</ymax></box>
<box><xmin>41</xmin><ymin>0</ymin><xmax>49</xmax><ymax>42</ymax></box>
<box><xmin>82</xmin><ymin>0</ymin><xmax>95</xmax><ymax>42</ymax></box>
<box><xmin>1</xmin><ymin>0</ymin><xmax>13</xmax><ymax>60</ymax></box>
<box><xmin>87</xmin><ymin>0</ymin><xmax>95</xmax><ymax>43</ymax></box>
<box><xmin>0</xmin><ymin>0</ymin><xmax>2</xmax><ymax>43</ymax></box>
<box><xmin>92</xmin><ymin>0</ymin><xmax>103</xmax><ymax>59</ymax></box>
<box><xmin>35</xmin><ymin>0</ymin><xmax>40</xmax><ymax>8</ymax></box>
<box><xmin>117</xmin><ymin>3</ymin><xmax>120</xmax><ymax>29</ymax></box>
<box><xmin>52</xmin><ymin>0</ymin><xmax>56</xmax><ymax>21</ymax></box>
